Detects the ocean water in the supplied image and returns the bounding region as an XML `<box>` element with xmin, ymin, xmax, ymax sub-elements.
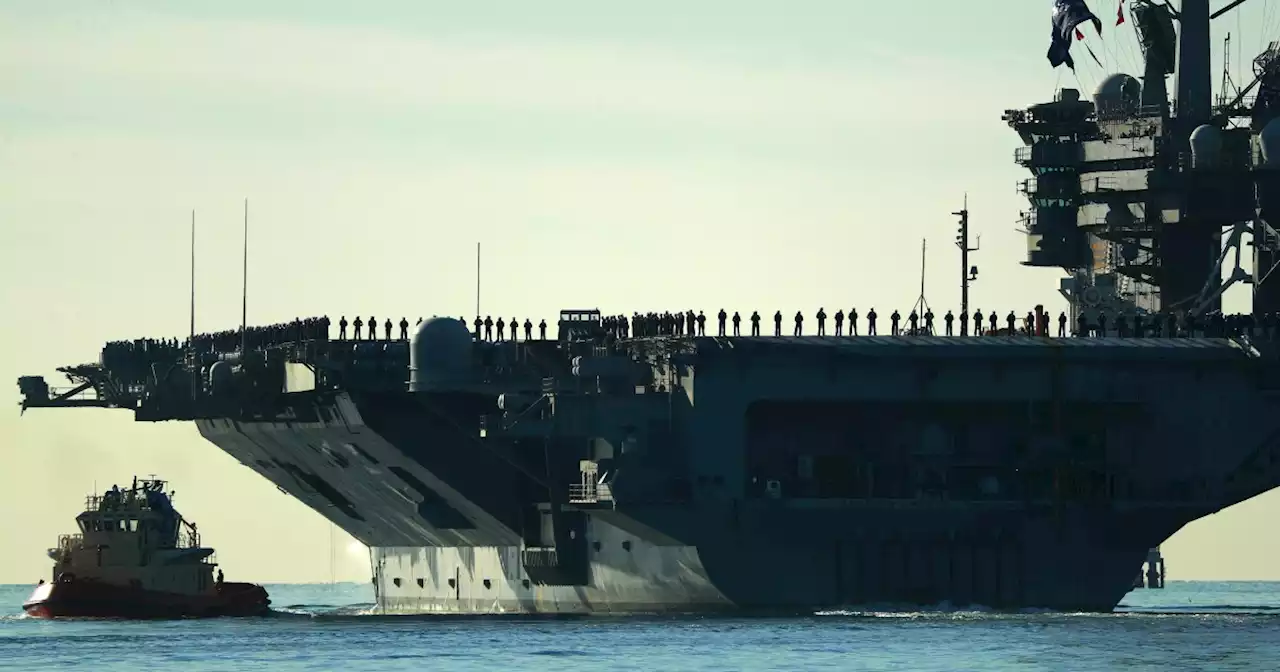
<box><xmin>1</xmin><ymin>581</ymin><xmax>1278</xmax><ymax>671</ymax></box>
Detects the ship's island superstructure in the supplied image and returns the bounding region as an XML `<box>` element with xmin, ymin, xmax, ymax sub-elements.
<box><xmin>14</xmin><ymin>0</ymin><xmax>1280</xmax><ymax>613</ymax></box>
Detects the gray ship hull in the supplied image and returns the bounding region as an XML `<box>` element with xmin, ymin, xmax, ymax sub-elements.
<box><xmin>193</xmin><ymin>350</ymin><xmax>1234</xmax><ymax>615</ymax></box>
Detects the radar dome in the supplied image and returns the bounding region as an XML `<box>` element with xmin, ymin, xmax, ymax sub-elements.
<box><xmin>409</xmin><ymin>317</ymin><xmax>474</xmax><ymax>391</ymax></box>
<box><xmin>1189</xmin><ymin>124</ymin><xmax>1223</xmax><ymax>169</ymax></box>
<box><xmin>1261</xmin><ymin>117</ymin><xmax>1280</xmax><ymax>168</ymax></box>
<box><xmin>1093</xmin><ymin>73</ymin><xmax>1142</xmax><ymax>120</ymax></box>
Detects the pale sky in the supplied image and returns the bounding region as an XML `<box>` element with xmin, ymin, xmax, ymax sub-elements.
<box><xmin>3</xmin><ymin>1</ymin><xmax>1280</xmax><ymax>584</ymax></box>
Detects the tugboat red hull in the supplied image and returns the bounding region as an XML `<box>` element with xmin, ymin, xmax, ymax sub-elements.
<box><xmin>23</xmin><ymin>579</ymin><xmax>270</xmax><ymax>619</ymax></box>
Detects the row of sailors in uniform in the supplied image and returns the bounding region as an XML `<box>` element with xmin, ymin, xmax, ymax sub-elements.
<box><xmin>609</xmin><ymin>308</ymin><xmax>1278</xmax><ymax>339</ymax></box>
<box><xmin>335</xmin><ymin>316</ymin><xmax>551</xmax><ymax>342</ymax></box>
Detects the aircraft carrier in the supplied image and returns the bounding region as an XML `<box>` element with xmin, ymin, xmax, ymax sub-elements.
<box><xmin>14</xmin><ymin>0</ymin><xmax>1280</xmax><ymax>613</ymax></box>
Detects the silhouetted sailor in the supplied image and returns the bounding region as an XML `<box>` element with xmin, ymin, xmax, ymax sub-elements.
<box><xmin>366</xmin><ymin>316</ymin><xmax>376</xmax><ymax>341</ymax></box>
<box><xmin>908</xmin><ymin>310</ymin><xmax>919</xmax><ymax>334</ymax></box>
<box><xmin>924</xmin><ymin>309</ymin><xmax>934</xmax><ymax>334</ymax></box>
<box><xmin>890</xmin><ymin>310</ymin><xmax>900</xmax><ymax>336</ymax></box>
<box><xmin>697</xmin><ymin>311</ymin><xmax>706</xmax><ymax>336</ymax></box>
<box><xmin>959</xmin><ymin>309</ymin><xmax>968</xmax><ymax>336</ymax></box>
<box><xmin>510</xmin><ymin>317</ymin><xmax>518</xmax><ymax>341</ymax></box>
<box><xmin>988</xmin><ymin>312</ymin><xmax>997</xmax><ymax>334</ymax></box>
<box><xmin>1096</xmin><ymin>312</ymin><xmax>1107</xmax><ymax>337</ymax></box>
<box><xmin>973</xmin><ymin>309</ymin><xmax>984</xmax><ymax>336</ymax></box>
<box><xmin>473</xmin><ymin>317</ymin><xmax>483</xmax><ymax>340</ymax></box>
<box><xmin>732</xmin><ymin>311</ymin><xmax>741</xmax><ymax>336</ymax></box>
<box><xmin>1005</xmin><ymin>311</ymin><xmax>1016</xmax><ymax>334</ymax></box>
<box><xmin>1024</xmin><ymin>311</ymin><xmax>1034</xmax><ymax>336</ymax></box>
<box><xmin>524</xmin><ymin>319</ymin><xmax>533</xmax><ymax>341</ymax></box>
<box><xmin>750</xmin><ymin>310</ymin><xmax>761</xmax><ymax>336</ymax></box>
<box><xmin>384</xmin><ymin>318</ymin><xmax>392</xmax><ymax>341</ymax></box>
<box><xmin>353</xmin><ymin>316</ymin><xmax>364</xmax><ymax>340</ymax></box>
<box><xmin>944</xmin><ymin>310</ymin><xmax>954</xmax><ymax>336</ymax></box>
<box><xmin>717</xmin><ymin>309</ymin><xmax>727</xmax><ymax>336</ymax></box>
<box><xmin>339</xmin><ymin>316</ymin><xmax>349</xmax><ymax>340</ymax></box>
<box><xmin>794</xmin><ymin>311</ymin><xmax>803</xmax><ymax>336</ymax></box>
<box><xmin>848</xmin><ymin>308</ymin><xmax>858</xmax><ymax>336</ymax></box>
<box><xmin>484</xmin><ymin>316</ymin><xmax>494</xmax><ymax>341</ymax></box>
<box><xmin>867</xmin><ymin>308</ymin><xmax>878</xmax><ymax>335</ymax></box>
<box><xmin>399</xmin><ymin>317</ymin><xmax>409</xmax><ymax>341</ymax></box>
<box><xmin>496</xmin><ymin>317</ymin><xmax>506</xmax><ymax>341</ymax></box>
<box><xmin>1058</xmin><ymin>312</ymin><xmax>1067</xmax><ymax>337</ymax></box>
<box><xmin>773</xmin><ymin>310</ymin><xmax>782</xmax><ymax>336</ymax></box>
<box><xmin>1077</xmin><ymin>312</ymin><xmax>1088</xmax><ymax>336</ymax></box>
<box><xmin>418</xmin><ymin>317</ymin><xmax>423</xmax><ymax>326</ymax></box>
<box><xmin>834</xmin><ymin>309</ymin><xmax>845</xmax><ymax>336</ymax></box>
<box><xmin>539</xmin><ymin>319</ymin><xmax>547</xmax><ymax>340</ymax></box>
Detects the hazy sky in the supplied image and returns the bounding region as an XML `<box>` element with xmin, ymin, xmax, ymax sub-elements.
<box><xmin>3</xmin><ymin>1</ymin><xmax>1280</xmax><ymax>584</ymax></box>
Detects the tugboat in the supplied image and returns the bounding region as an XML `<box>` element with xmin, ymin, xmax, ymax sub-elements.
<box><xmin>22</xmin><ymin>477</ymin><xmax>270</xmax><ymax>618</ymax></box>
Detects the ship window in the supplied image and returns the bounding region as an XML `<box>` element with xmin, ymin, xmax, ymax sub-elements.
<box><xmin>522</xmin><ymin>579</ymin><xmax>531</xmax><ymax>590</ymax></box>
<box><xmin>393</xmin><ymin>577</ymin><xmax>402</xmax><ymax>587</ymax></box>
<box><xmin>448</xmin><ymin>578</ymin><xmax>456</xmax><ymax>589</ymax></box>
<box><xmin>622</xmin><ymin>540</ymin><xmax>632</xmax><ymax>552</ymax></box>
<box><xmin>416</xmin><ymin>578</ymin><xmax>424</xmax><ymax>588</ymax></box>
<box><xmin>483</xmin><ymin>579</ymin><xmax>492</xmax><ymax>590</ymax></box>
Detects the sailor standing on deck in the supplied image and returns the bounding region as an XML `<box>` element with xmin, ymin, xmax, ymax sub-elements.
<box><xmin>524</xmin><ymin>319</ymin><xmax>533</xmax><ymax>341</ymax></box>
<box><xmin>539</xmin><ymin>319</ymin><xmax>547</xmax><ymax>340</ymax></box>
<box><xmin>484</xmin><ymin>316</ymin><xmax>494</xmax><ymax>341</ymax></box>
<box><xmin>816</xmin><ymin>308</ymin><xmax>827</xmax><ymax>336</ymax></box>
<box><xmin>890</xmin><ymin>310</ymin><xmax>900</xmax><ymax>336</ymax></box>
<box><xmin>496</xmin><ymin>317</ymin><xmax>506</xmax><ymax>341</ymax></box>
<box><xmin>794</xmin><ymin>310</ymin><xmax>803</xmax><ymax>336</ymax></box>
<box><xmin>384</xmin><ymin>318</ymin><xmax>392</xmax><ymax>341</ymax></box>
<box><xmin>353</xmin><ymin>316</ymin><xmax>364</xmax><ymax>340</ymax></box>
<box><xmin>750</xmin><ymin>311</ymin><xmax>760</xmax><ymax>336</ymax></box>
<box><xmin>339</xmin><ymin>316</ymin><xmax>348</xmax><ymax>340</ymax></box>
<box><xmin>773</xmin><ymin>310</ymin><xmax>782</xmax><ymax>336</ymax></box>
<box><xmin>399</xmin><ymin>317</ymin><xmax>409</xmax><ymax>341</ymax></box>
<box><xmin>867</xmin><ymin>308</ymin><xmax>877</xmax><ymax>335</ymax></box>
<box><xmin>697</xmin><ymin>311</ymin><xmax>706</xmax><ymax>336</ymax></box>
<box><xmin>959</xmin><ymin>309</ymin><xmax>968</xmax><ymax>336</ymax></box>
<box><xmin>924</xmin><ymin>309</ymin><xmax>934</xmax><ymax>335</ymax></box>
<box><xmin>510</xmin><ymin>317</ymin><xmax>519</xmax><ymax>341</ymax></box>
<box><xmin>368</xmin><ymin>316</ymin><xmax>377</xmax><ymax>340</ymax></box>
<box><xmin>908</xmin><ymin>310</ymin><xmax>918</xmax><ymax>335</ymax></box>
<box><xmin>1058</xmin><ymin>312</ymin><xmax>1068</xmax><ymax>337</ymax></box>
<box><xmin>732</xmin><ymin>311</ymin><xmax>741</xmax><ymax>336</ymax></box>
<box><xmin>849</xmin><ymin>308</ymin><xmax>858</xmax><ymax>336</ymax></box>
<box><xmin>834</xmin><ymin>309</ymin><xmax>844</xmax><ymax>336</ymax></box>
<box><xmin>717</xmin><ymin>309</ymin><xmax>727</xmax><ymax>336</ymax></box>
<box><xmin>973</xmin><ymin>309</ymin><xmax>984</xmax><ymax>336</ymax></box>
<box><xmin>988</xmin><ymin>311</ymin><xmax>997</xmax><ymax>334</ymax></box>
<box><xmin>944</xmin><ymin>310</ymin><xmax>954</xmax><ymax>336</ymax></box>
<box><xmin>473</xmin><ymin>317</ymin><xmax>483</xmax><ymax>340</ymax></box>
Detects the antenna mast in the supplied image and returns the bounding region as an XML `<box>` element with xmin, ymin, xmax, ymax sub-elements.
<box><xmin>912</xmin><ymin>239</ymin><xmax>931</xmax><ymax>334</ymax></box>
<box><xmin>241</xmin><ymin>198</ymin><xmax>248</xmax><ymax>354</ymax></box>
<box><xmin>475</xmin><ymin>242</ymin><xmax>481</xmax><ymax>319</ymax></box>
<box><xmin>954</xmin><ymin>195</ymin><xmax>979</xmax><ymax>316</ymax></box>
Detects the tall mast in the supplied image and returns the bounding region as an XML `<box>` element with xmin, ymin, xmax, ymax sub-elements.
<box><xmin>241</xmin><ymin>198</ymin><xmax>248</xmax><ymax>354</ymax></box>
<box><xmin>475</xmin><ymin>242</ymin><xmax>481</xmax><ymax>319</ymax></box>
<box><xmin>190</xmin><ymin>210</ymin><xmax>196</xmax><ymax>344</ymax></box>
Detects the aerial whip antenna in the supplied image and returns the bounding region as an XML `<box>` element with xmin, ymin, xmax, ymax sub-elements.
<box><xmin>190</xmin><ymin>209</ymin><xmax>196</xmax><ymax>344</ymax></box>
<box><xmin>476</xmin><ymin>242</ymin><xmax>481</xmax><ymax>319</ymax></box>
<box><xmin>190</xmin><ymin>209</ymin><xmax>197</xmax><ymax>400</ymax></box>
<box><xmin>241</xmin><ymin>198</ymin><xmax>248</xmax><ymax>354</ymax></box>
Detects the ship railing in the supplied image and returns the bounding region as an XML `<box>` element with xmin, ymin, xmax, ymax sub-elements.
<box><xmin>53</xmin><ymin>534</ymin><xmax>84</xmax><ymax>558</ymax></box>
<box><xmin>568</xmin><ymin>482</ymin><xmax>613</xmax><ymax>505</ymax></box>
